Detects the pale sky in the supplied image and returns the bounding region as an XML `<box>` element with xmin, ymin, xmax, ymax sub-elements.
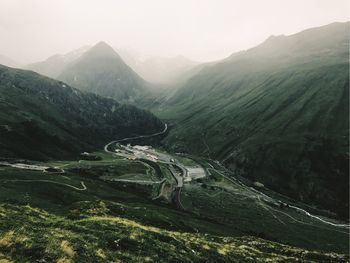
<box><xmin>0</xmin><ymin>0</ymin><xmax>348</xmax><ymax>64</ymax></box>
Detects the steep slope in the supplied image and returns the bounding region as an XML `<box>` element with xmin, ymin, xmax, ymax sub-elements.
<box><xmin>158</xmin><ymin>22</ymin><xmax>350</xmax><ymax>217</ymax></box>
<box><xmin>25</xmin><ymin>46</ymin><xmax>90</xmax><ymax>78</ymax></box>
<box><xmin>59</xmin><ymin>42</ymin><xmax>146</xmax><ymax>102</ymax></box>
<box><xmin>0</xmin><ymin>65</ymin><xmax>164</xmax><ymax>160</ymax></box>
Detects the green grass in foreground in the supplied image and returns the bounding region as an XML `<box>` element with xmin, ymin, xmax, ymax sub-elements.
<box><xmin>0</xmin><ymin>202</ymin><xmax>347</xmax><ymax>263</ymax></box>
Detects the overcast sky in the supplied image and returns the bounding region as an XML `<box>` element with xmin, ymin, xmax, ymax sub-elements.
<box><xmin>0</xmin><ymin>0</ymin><xmax>348</xmax><ymax>64</ymax></box>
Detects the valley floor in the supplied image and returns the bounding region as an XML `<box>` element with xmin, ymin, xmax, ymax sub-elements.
<box><xmin>0</xmin><ymin>129</ymin><xmax>348</xmax><ymax>262</ymax></box>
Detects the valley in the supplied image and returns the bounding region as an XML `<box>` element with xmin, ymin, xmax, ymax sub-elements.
<box><xmin>0</xmin><ymin>9</ymin><xmax>348</xmax><ymax>262</ymax></box>
<box><xmin>0</xmin><ymin>125</ymin><xmax>348</xmax><ymax>261</ymax></box>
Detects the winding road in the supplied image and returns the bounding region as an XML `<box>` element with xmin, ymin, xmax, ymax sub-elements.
<box><xmin>104</xmin><ymin>124</ymin><xmax>168</xmax><ymax>153</ymax></box>
<box><xmin>1</xmin><ymin>179</ymin><xmax>87</xmax><ymax>191</ymax></box>
<box><xmin>101</xmin><ymin>178</ymin><xmax>166</xmax><ymax>184</ymax></box>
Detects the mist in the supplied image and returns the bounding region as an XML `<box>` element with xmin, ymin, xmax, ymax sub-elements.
<box><xmin>0</xmin><ymin>0</ymin><xmax>349</xmax><ymax>64</ymax></box>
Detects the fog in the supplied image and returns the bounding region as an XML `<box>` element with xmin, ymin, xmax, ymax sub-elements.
<box><xmin>0</xmin><ymin>0</ymin><xmax>348</xmax><ymax>64</ymax></box>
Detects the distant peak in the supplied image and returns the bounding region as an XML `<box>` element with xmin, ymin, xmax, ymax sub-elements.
<box><xmin>94</xmin><ymin>41</ymin><xmax>112</xmax><ymax>48</ymax></box>
<box><xmin>266</xmin><ymin>34</ymin><xmax>285</xmax><ymax>41</ymax></box>
<box><xmin>87</xmin><ymin>41</ymin><xmax>119</xmax><ymax>57</ymax></box>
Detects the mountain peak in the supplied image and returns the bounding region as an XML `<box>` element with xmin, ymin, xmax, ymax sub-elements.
<box><xmin>94</xmin><ymin>41</ymin><xmax>112</xmax><ymax>49</ymax></box>
<box><xmin>87</xmin><ymin>41</ymin><xmax>119</xmax><ymax>58</ymax></box>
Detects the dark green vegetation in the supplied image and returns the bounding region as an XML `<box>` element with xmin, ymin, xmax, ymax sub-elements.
<box><xmin>0</xmin><ymin>65</ymin><xmax>163</xmax><ymax>160</ymax></box>
<box><xmin>59</xmin><ymin>42</ymin><xmax>146</xmax><ymax>103</ymax></box>
<box><xmin>0</xmin><ymin>152</ymin><xmax>348</xmax><ymax>262</ymax></box>
<box><xmin>154</xmin><ymin>22</ymin><xmax>350</xmax><ymax>218</ymax></box>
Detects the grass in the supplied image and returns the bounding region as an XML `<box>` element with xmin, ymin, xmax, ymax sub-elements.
<box><xmin>0</xmin><ymin>150</ymin><xmax>348</xmax><ymax>261</ymax></box>
<box><xmin>0</xmin><ymin>202</ymin><xmax>347</xmax><ymax>263</ymax></box>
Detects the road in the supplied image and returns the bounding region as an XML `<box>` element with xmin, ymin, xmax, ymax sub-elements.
<box><xmin>1</xmin><ymin>179</ymin><xmax>87</xmax><ymax>191</ymax></box>
<box><xmin>104</xmin><ymin>123</ymin><xmax>168</xmax><ymax>153</ymax></box>
<box><xmin>100</xmin><ymin>178</ymin><xmax>166</xmax><ymax>185</ymax></box>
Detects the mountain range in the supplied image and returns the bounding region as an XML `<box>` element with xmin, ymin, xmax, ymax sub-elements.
<box><xmin>0</xmin><ymin>21</ymin><xmax>349</xmax><ymax>261</ymax></box>
<box><xmin>2</xmin><ymin>23</ymin><xmax>348</xmax><ymax>217</ymax></box>
<box><xmin>25</xmin><ymin>46</ymin><xmax>90</xmax><ymax>79</ymax></box>
<box><xmin>25</xmin><ymin>44</ymin><xmax>199</xmax><ymax>99</ymax></box>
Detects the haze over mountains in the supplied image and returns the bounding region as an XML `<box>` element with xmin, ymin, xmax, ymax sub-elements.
<box><xmin>118</xmin><ymin>49</ymin><xmax>199</xmax><ymax>84</ymax></box>
<box><xmin>25</xmin><ymin>46</ymin><xmax>90</xmax><ymax>79</ymax></box>
<box><xmin>0</xmin><ymin>55</ymin><xmax>20</xmax><ymax>68</ymax></box>
<box><xmin>24</xmin><ymin>41</ymin><xmax>201</xmax><ymax>104</ymax></box>
<box><xmin>56</xmin><ymin>41</ymin><xmax>146</xmax><ymax>103</ymax></box>
<box><xmin>26</xmin><ymin>44</ymin><xmax>199</xmax><ymax>87</ymax></box>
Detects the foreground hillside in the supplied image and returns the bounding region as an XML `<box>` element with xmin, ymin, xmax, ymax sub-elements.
<box><xmin>0</xmin><ymin>65</ymin><xmax>163</xmax><ymax>160</ymax></box>
<box><xmin>0</xmin><ymin>202</ymin><xmax>346</xmax><ymax>263</ymax></box>
<box><xmin>155</xmin><ymin>22</ymin><xmax>350</xmax><ymax>217</ymax></box>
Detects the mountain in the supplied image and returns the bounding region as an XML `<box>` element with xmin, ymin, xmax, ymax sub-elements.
<box><xmin>0</xmin><ymin>64</ymin><xmax>164</xmax><ymax>160</ymax></box>
<box><xmin>156</xmin><ymin>22</ymin><xmax>350</xmax><ymax>217</ymax></box>
<box><xmin>58</xmin><ymin>42</ymin><xmax>146</xmax><ymax>102</ymax></box>
<box><xmin>25</xmin><ymin>46</ymin><xmax>90</xmax><ymax>78</ymax></box>
<box><xmin>118</xmin><ymin>49</ymin><xmax>199</xmax><ymax>84</ymax></box>
<box><xmin>0</xmin><ymin>54</ymin><xmax>20</xmax><ymax>68</ymax></box>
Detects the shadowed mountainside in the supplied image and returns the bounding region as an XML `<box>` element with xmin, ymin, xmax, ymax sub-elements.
<box><xmin>155</xmin><ymin>22</ymin><xmax>349</xmax><ymax>218</ymax></box>
<box><xmin>0</xmin><ymin>65</ymin><xmax>163</xmax><ymax>160</ymax></box>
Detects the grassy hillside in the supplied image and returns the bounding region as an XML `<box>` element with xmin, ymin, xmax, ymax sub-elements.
<box><xmin>154</xmin><ymin>22</ymin><xmax>349</xmax><ymax>218</ymax></box>
<box><xmin>1</xmin><ymin>203</ymin><xmax>347</xmax><ymax>263</ymax></box>
<box><xmin>0</xmin><ymin>65</ymin><xmax>163</xmax><ymax>160</ymax></box>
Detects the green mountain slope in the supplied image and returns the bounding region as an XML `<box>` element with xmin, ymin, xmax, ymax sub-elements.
<box><xmin>59</xmin><ymin>42</ymin><xmax>146</xmax><ymax>103</ymax></box>
<box><xmin>156</xmin><ymin>22</ymin><xmax>349</xmax><ymax>217</ymax></box>
<box><xmin>0</xmin><ymin>65</ymin><xmax>163</xmax><ymax>160</ymax></box>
